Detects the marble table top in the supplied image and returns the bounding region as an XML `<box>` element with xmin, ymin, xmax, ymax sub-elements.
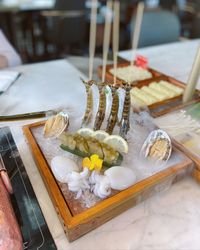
<box><xmin>0</xmin><ymin>59</ymin><xmax>87</xmax><ymax>116</ymax></box>
<box><xmin>1</xmin><ymin>40</ymin><xmax>200</xmax><ymax>249</ymax></box>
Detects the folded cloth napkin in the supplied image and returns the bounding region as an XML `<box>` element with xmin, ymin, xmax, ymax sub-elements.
<box><xmin>0</xmin><ymin>70</ymin><xmax>20</xmax><ymax>93</ymax></box>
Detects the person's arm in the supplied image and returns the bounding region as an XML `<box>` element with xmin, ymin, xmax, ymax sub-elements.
<box><xmin>0</xmin><ymin>55</ymin><xmax>8</xmax><ymax>69</ymax></box>
<box><xmin>0</xmin><ymin>30</ymin><xmax>22</xmax><ymax>68</ymax></box>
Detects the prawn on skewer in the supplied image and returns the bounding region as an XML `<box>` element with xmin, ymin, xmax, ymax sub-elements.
<box><xmin>81</xmin><ymin>78</ymin><xmax>95</xmax><ymax>127</ymax></box>
<box><xmin>119</xmin><ymin>83</ymin><xmax>131</xmax><ymax>139</ymax></box>
<box><xmin>106</xmin><ymin>85</ymin><xmax>119</xmax><ymax>134</ymax></box>
<box><xmin>94</xmin><ymin>82</ymin><xmax>107</xmax><ymax>130</ymax></box>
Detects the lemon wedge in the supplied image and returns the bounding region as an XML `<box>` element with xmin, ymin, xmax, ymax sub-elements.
<box><xmin>77</xmin><ymin>128</ymin><xmax>94</xmax><ymax>137</ymax></box>
<box><xmin>92</xmin><ymin>130</ymin><xmax>110</xmax><ymax>141</ymax></box>
<box><xmin>103</xmin><ymin>135</ymin><xmax>129</xmax><ymax>154</ymax></box>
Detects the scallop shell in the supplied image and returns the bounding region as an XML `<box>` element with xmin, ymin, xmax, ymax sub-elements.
<box><xmin>104</xmin><ymin>166</ymin><xmax>136</xmax><ymax>190</ymax></box>
<box><xmin>51</xmin><ymin>156</ymin><xmax>79</xmax><ymax>183</ymax></box>
<box><xmin>141</xmin><ymin>129</ymin><xmax>172</xmax><ymax>161</ymax></box>
<box><xmin>44</xmin><ymin>112</ymin><xmax>69</xmax><ymax>138</ymax></box>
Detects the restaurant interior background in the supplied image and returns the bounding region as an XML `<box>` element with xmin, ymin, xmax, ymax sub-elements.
<box><xmin>1</xmin><ymin>0</ymin><xmax>200</xmax><ymax>67</ymax></box>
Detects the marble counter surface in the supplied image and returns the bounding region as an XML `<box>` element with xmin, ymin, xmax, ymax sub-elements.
<box><xmin>0</xmin><ymin>43</ymin><xmax>200</xmax><ymax>249</ymax></box>
<box><xmin>0</xmin><ymin>59</ymin><xmax>87</xmax><ymax>115</ymax></box>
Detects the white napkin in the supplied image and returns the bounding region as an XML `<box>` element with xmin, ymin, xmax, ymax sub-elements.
<box><xmin>0</xmin><ymin>71</ymin><xmax>20</xmax><ymax>93</ymax></box>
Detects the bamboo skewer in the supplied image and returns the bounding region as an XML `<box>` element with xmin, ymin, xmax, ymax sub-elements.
<box><xmin>113</xmin><ymin>0</ymin><xmax>120</xmax><ymax>85</ymax></box>
<box><xmin>88</xmin><ymin>0</ymin><xmax>98</xmax><ymax>80</ymax></box>
<box><xmin>183</xmin><ymin>44</ymin><xmax>200</xmax><ymax>103</ymax></box>
<box><xmin>102</xmin><ymin>1</ymin><xmax>113</xmax><ymax>83</ymax></box>
<box><xmin>0</xmin><ymin>109</ymin><xmax>60</xmax><ymax>121</ymax></box>
<box><xmin>131</xmin><ymin>2</ymin><xmax>144</xmax><ymax>66</ymax></box>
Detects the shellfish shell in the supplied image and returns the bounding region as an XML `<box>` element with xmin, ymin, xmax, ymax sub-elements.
<box><xmin>141</xmin><ymin>129</ymin><xmax>172</xmax><ymax>161</ymax></box>
<box><xmin>44</xmin><ymin>112</ymin><xmax>69</xmax><ymax>138</ymax></box>
<box><xmin>104</xmin><ymin>166</ymin><xmax>136</xmax><ymax>190</ymax></box>
<box><xmin>51</xmin><ymin>156</ymin><xmax>79</xmax><ymax>183</ymax></box>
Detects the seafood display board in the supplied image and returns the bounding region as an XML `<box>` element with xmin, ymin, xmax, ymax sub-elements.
<box><xmin>0</xmin><ymin>126</ymin><xmax>56</xmax><ymax>250</ymax></box>
<box><xmin>23</xmin><ymin>120</ymin><xmax>193</xmax><ymax>242</ymax></box>
<box><xmin>98</xmin><ymin>62</ymin><xmax>200</xmax><ymax>117</ymax></box>
<box><xmin>154</xmin><ymin>100</ymin><xmax>200</xmax><ymax>181</ymax></box>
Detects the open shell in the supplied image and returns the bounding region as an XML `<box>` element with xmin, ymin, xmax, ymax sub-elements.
<box><xmin>44</xmin><ymin>112</ymin><xmax>69</xmax><ymax>138</ymax></box>
<box><xmin>141</xmin><ymin>129</ymin><xmax>172</xmax><ymax>162</ymax></box>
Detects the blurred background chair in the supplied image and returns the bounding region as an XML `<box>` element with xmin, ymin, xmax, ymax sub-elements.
<box><xmin>159</xmin><ymin>0</ymin><xmax>176</xmax><ymax>10</ymax></box>
<box><xmin>40</xmin><ymin>0</ymin><xmax>86</xmax><ymax>58</ymax></box>
<box><xmin>187</xmin><ymin>0</ymin><xmax>200</xmax><ymax>38</ymax></box>
<box><xmin>191</xmin><ymin>14</ymin><xmax>200</xmax><ymax>38</ymax></box>
<box><xmin>129</xmin><ymin>9</ymin><xmax>181</xmax><ymax>48</ymax></box>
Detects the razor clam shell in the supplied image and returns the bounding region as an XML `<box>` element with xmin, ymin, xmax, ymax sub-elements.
<box><xmin>141</xmin><ymin>129</ymin><xmax>172</xmax><ymax>161</ymax></box>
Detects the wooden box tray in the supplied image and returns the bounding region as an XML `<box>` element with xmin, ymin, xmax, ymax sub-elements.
<box><xmin>23</xmin><ymin>121</ymin><xmax>194</xmax><ymax>242</ymax></box>
<box><xmin>97</xmin><ymin>61</ymin><xmax>162</xmax><ymax>85</ymax></box>
<box><xmin>98</xmin><ymin>62</ymin><xmax>200</xmax><ymax>117</ymax></box>
<box><xmin>133</xmin><ymin>75</ymin><xmax>200</xmax><ymax>117</ymax></box>
<box><xmin>193</xmin><ymin>168</ymin><xmax>200</xmax><ymax>184</ymax></box>
<box><xmin>154</xmin><ymin>100</ymin><xmax>200</xmax><ymax>180</ymax></box>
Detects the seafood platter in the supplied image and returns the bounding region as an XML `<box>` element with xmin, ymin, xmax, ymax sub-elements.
<box><xmin>154</xmin><ymin>100</ymin><xmax>200</xmax><ymax>182</ymax></box>
<box><xmin>23</xmin><ymin>78</ymin><xmax>193</xmax><ymax>241</ymax></box>
<box><xmin>98</xmin><ymin>62</ymin><xmax>200</xmax><ymax>117</ymax></box>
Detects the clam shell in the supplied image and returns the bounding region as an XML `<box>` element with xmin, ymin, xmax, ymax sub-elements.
<box><xmin>44</xmin><ymin>112</ymin><xmax>69</xmax><ymax>138</ymax></box>
<box><xmin>51</xmin><ymin>156</ymin><xmax>79</xmax><ymax>183</ymax></box>
<box><xmin>104</xmin><ymin>167</ymin><xmax>136</xmax><ymax>190</ymax></box>
<box><xmin>141</xmin><ymin>129</ymin><xmax>172</xmax><ymax>161</ymax></box>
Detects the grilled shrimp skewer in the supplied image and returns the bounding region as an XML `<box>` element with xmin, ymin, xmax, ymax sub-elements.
<box><xmin>81</xmin><ymin>78</ymin><xmax>95</xmax><ymax>127</ymax></box>
<box><xmin>119</xmin><ymin>83</ymin><xmax>131</xmax><ymax>139</ymax></box>
<box><xmin>106</xmin><ymin>85</ymin><xmax>119</xmax><ymax>134</ymax></box>
<box><xmin>94</xmin><ymin>82</ymin><xmax>106</xmax><ymax>130</ymax></box>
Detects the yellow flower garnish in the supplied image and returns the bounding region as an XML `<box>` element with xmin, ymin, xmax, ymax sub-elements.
<box><xmin>90</xmin><ymin>155</ymin><xmax>103</xmax><ymax>171</ymax></box>
<box><xmin>82</xmin><ymin>157</ymin><xmax>92</xmax><ymax>170</ymax></box>
<box><xmin>82</xmin><ymin>154</ymin><xmax>103</xmax><ymax>172</ymax></box>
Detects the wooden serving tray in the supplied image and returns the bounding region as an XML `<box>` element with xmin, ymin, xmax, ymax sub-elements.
<box><xmin>97</xmin><ymin>61</ymin><xmax>162</xmax><ymax>86</ymax></box>
<box><xmin>23</xmin><ymin>121</ymin><xmax>193</xmax><ymax>242</ymax></box>
<box><xmin>155</xmin><ymin>100</ymin><xmax>200</xmax><ymax>171</ymax></box>
<box><xmin>193</xmin><ymin>168</ymin><xmax>200</xmax><ymax>184</ymax></box>
<box><xmin>135</xmin><ymin>75</ymin><xmax>200</xmax><ymax>117</ymax></box>
<box><xmin>97</xmin><ymin>62</ymin><xmax>200</xmax><ymax>117</ymax></box>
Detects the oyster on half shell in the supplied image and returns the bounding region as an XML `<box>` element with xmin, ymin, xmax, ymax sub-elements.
<box><xmin>43</xmin><ymin>112</ymin><xmax>69</xmax><ymax>138</ymax></box>
<box><xmin>141</xmin><ymin>129</ymin><xmax>172</xmax><ymax>162</ymax></box>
